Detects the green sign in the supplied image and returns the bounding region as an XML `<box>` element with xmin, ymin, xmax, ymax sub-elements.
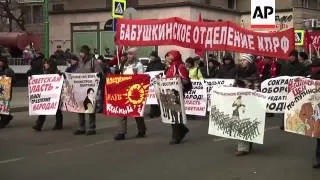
<box><xmin>112</xmin><ymin>0</ymin><xmax>126</xmax><ymax>18</ymax></box>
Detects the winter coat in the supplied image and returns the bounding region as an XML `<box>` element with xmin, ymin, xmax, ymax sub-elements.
<box><xmin>280</xmin><ymin>60</ymin><xmax>307</xmax><ymax>77</ymax></box>
<box><xmin>146</xmin><ymin>57</ymin><xmax>165</xmax><ymax>72</ymax></box>
<box><xmin>257</xmin><ymin>60</ymin><xmax>281</xmax><ymax>81</ymax></box>
<box><xmin>216</xmin><ymin>59</ymin><xmax>237</xmax><ymax>79</ymax></box>
<box><xmin>65</xmin><ymin>64</ymin><xmax>80</xmax><ymax>73</ymax></box>
<box><xmin>235</xmin><ymin>63</ymin><xmax>259</xmax><ymax>90</ymax></box>
<box><xmin>188</xmin><ymin>66</ymin><xmax>203</xmax><ymax>80</ymax></box>
<box><xmin>165</xmin><ymin>50</ymin><xmax>189</xmax><ymax>80</ymax></box>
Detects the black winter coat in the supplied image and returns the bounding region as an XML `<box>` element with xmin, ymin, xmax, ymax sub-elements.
<box><xmin>146</xmin><ymin>58</ymin><xmax>165</xmax><ymax>72</ymax></box>
<box><xmin>216</xmin><ymin>64</ymin><xmax>237</xmax><ymax>79</ymax></box>
<box><xmin>280</xmin><ymin>60</ymin><xmax>307</xmax><ymax>77</ymax></box>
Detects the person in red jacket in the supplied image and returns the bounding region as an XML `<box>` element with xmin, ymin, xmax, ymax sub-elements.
<box><xmin>165</xmin><ymin>50</ymin><xmax>190</xmax><ymax>144</ymax></box>
<box><xmin>257</xmin><ymin>56</ymin><xmax>280</xmax><ymax>81</ymax></box>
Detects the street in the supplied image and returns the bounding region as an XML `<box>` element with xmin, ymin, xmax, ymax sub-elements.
<box><xmin>0</xmin><ymin>111</ymin><xmax>319</xmax><ymax>180</ymax></box>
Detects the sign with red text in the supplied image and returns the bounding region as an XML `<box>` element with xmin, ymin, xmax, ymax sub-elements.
<box><xmin>105</xmin><ymin>74</ymin><xmax>150</xmax><ymax>117</ymax></box>
<box><xmin>145</xmin><ymin>71</ymin><xmax>164</xmax><ymax>105</ymax></box>
<box><xmin>156</xmin><ymin>78</ymin><xmax>187</xmax><ymax>124</ymax></box>
<box><xmin>61</xmin><ymin>73</ymin><xmax>100</xmax><ymax>113</ymax></box>
<box><xmin>209</xmin><ymin>87</ymin><xmax>267</xmax><ymax>144</ymax></box>
<box><xmin>304</xmin><ymin>31</ymin><xmax>320</xmax><ymax>56</ymax></box>
<box><xmin>184</xmin><ymin>80</ymin><xmax>207</xmax><ymax>116</ymax></box>
<box><xmin>28</xmin><ymin>74</ymin><xmax>63</xmax><ymax>115</ymax></box>
<box><xmin>285</xmin><ymin>78</ymin><xmax>320</xmax><ymax>138</ymax></box>
<box><xmin>0</xmin><ymin>77</ymin><xmax>12</xmax><ymax>115</ymax></box>
<box><xmin>116</xmin><ymin>17</ymin><xmax>294</xmax><ymax>59</ymax></box>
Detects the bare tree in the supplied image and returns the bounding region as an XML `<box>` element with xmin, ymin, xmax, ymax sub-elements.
<box><xmin>0</xmin><ymin>0</ymin><xmax>25</xmax><ymax>32</ymax></box>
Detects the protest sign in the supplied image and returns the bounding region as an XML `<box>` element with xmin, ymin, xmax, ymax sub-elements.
<box><xmin>261</xmin><ymin>76</ymin><xmax>295</xmax><ymax>113</ymax></box>
<box><xmin>116</xmin><ymin>17</ymin><xmax>295</xmax><ymax>59</ymax></box>
<box><xmin>61</xmin><ymin>73</ymin><xmax>100</xmax><ymax>113</ymax></box>
<box><xmin>28</xmin><ymin>74</ymin><xmax>64</xmax><ymax>115</ymax></box>
<box><xmin>145</xmin><ymin>71</ymin><xmax>164</xmax><ymax>105</ymax></box>
<box><xmin>205</xmin><ymin>79</ymin><xmax>235</xmax><ymax>111</ymax></box>
<box><xmin>285</xmin><ymin>78</ymin><xmax>320</xmax><ymax>138</ymax></box>
<box><xmin>105</xmin><ymin>74</ymin><xmax>150</xmax><ymax>117</ymax></box>
<box><xmin>0</xmin><ymin>77</ymin><xmax>12</xmax><ymax>115</ymax></box>
<box><xmin>184</xmin><ymin>80</ymin><xmax>207</xmax><ymax>116</ymax></box>
<box><xmin>156</xmin><ymin>78</ymin><xmax>187</xmax><ymax>124</ymax></box>
<box><xmin>209</xmin><ymin>87</ymin><xmax>267</xmax><ymax>144</ymax></box>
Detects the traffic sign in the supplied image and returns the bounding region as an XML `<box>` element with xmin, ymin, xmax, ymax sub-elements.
<box><xmin>112</xmin><ymin>0</ymin><xmax>126</xmax><ymax>18</ymax></box>
<box><xmin>295</xmin><ymin>30</ymin><xmax>305</xmax><ymax>46</ymax></box>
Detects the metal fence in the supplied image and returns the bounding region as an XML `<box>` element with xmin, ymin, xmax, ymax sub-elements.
<box><xmin>8</xmin><ymin>58</ymin><xmax>29</xmax><ymax>66</ymax></box>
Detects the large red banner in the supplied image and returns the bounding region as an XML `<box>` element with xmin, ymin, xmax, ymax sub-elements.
<box><xmin>116</xmin><ymin>17</ymin><xmax>295</xmax><ymax>59</ymax></box>
<box><xmin>104</xmin><ymin>74</ymin><xmax>150</xmax><ymax>117</ymax></box>
<box><xmin>304</xmin><ymin>31</ymin><xmax>320</xmax><ymax>55</ymax></box>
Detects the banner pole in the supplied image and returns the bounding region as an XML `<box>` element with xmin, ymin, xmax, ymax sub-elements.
<box><xmin>206</xmin><ymin>51</ymin><xmax>209</xmax><ymax>76</ymax></box>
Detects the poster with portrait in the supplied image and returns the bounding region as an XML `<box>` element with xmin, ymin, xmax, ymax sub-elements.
<box><xmin>184</xmin><ymin>80</ymin><xmax>207</xmax><ymax>116</ymax></box>
<box><xmin>285</xmin><ymin>78</ymin><xmax>320</xmax><ymax>138</ymax></box>
<box><xmin>105</xmin><ymin>74</ymin><xmax>150</xmax><ymax>117</ymax></box>
<box><xmin>208</xmin><ymin>87</ymin><xmax>267</xmax><ymax>144</ymax></box>
<box><xmin>61</xmin><ymin>73</ymin><xmax>100</xmax><ymax>113</ymax></box>
<box><xmin>0</xmin><ymin>77</ymin><xmax>12</xmax><ymax>115</ymax></box>
<box><xmin>156</xmin><ymin>78</ymin><xmax>187</xmax><ymax>124</ymax></box>
<box><xmin>145</xmin><ymin>71</ymin><xmax>164</xmax><ymax>105</ymax></box>
<box><xmin>205</xmin><ymin>79</ymin><xmax>235</xmax><ymax>111</ymax></box>
<box><xmin>28</xmin><ymin>74</ymin><xmax>64</xmax><ymax>115</ymax></box>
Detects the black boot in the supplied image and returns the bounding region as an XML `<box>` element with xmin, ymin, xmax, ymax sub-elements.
<box><xmin>313</xmin><ymin>162</ymin><xmax>320</xmax><ymax>169</ymax></box>
<box><xmin>114</xmin><ymin>133</ymin><xmax>126</xmax><ymax>140</ymax></box>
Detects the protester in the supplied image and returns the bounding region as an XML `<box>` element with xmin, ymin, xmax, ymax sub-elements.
<box><xmin>205</xmin><ymin>59</ymin><xmax>220</xmax><ymax>78</ymax></box>
<box><xmin>299</xmin><ymin>51</ymin><xmax>311</xmax><ymax>69</ymax></box>
<box><xmin>185</xmin><ymin>57</ymin><xmax>203</xmax><ymax>80</ymax></box>
<box><xmin>234</xmin><ymin>53</ymin><xmax>259</xmax><ymax>156</ymax></box>
<box><xmin>96</xmin><ymin>55</ymin><xmax>110</xmax><ymax>113</ymax></box>
<box><xmin>146</xmin><ymin>51</ymin><xmax>165</xmax><ymax>118</ymax></box>
<box><xmin>279</xmin><ymin>50</ymin><xmax>308</xmax><ymax>130</ymax></box>
<box><xmin>0</xmin><ymin>56</ymin><xmax>14</xmax><ymax>129</ymax></box>
<box><xmin>74</xmin><ymin>45</ymin><xmax>102</xmax><ymax>136</ymax></box>
<box><xmin>216</xmin><ymin>53</ymin><xmax>237</xmax><ymax>78</ymax></box>
<box><xmin>65</xmin><ymin>54</ymin><xmax>80</xmax><ymax>73</ymax></box>
<box><xmin>94</xmin><ymin>48</ymin><xmax>99</xmax><ymax>60</ymax></box>
<box><xmin>32</xmin><ymin>58</ymin><xmax>63</xmax><ymax>132</ymax></box>
<box><xmin>113</xmin><ymin>47</ymin><xmax>146</xmax><ymax>141</ymax></box>
<box><xmin>257</xmin><ymin>56</ymin><xmax>281</xmax><ymax>117</ymax></box>
<box><xmin>164</xmin><ymin>50</ymin><xmax>190</xmax><ymax>144</ymax></box>
<box><xmin>54</xmin><ymin>45</ymin><xmax>66</xmax><ymax>65</ymax></box>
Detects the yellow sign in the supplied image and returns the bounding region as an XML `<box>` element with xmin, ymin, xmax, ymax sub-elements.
<box><xmin>112</xmin><ymin>0</ymin><xmax>126</xmax><ymax>18</ymax></box>
<box><xmin>295</xmin><ymin>30</ymin><xmax>305</xmax><ymax>46</ymax></box>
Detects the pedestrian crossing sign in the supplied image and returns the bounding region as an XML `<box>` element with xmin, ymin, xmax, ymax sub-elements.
<box><xmin>112</xmin><ymin>0</ymin><xmax>126</xmax><ymax>18</ymax></box>
<box><xmin>295</xmin><ymin>30</ymin><xmax>305</xmax><ymax>46</ymax></box>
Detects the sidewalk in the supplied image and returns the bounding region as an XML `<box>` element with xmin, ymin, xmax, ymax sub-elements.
<box><xmin>11</xmin><ymin>87</ymin><xmax>29</xmax><ymax>112</ymax></box>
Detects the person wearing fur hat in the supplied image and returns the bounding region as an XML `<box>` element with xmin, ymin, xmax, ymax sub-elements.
<box><xmin>234</xmin><ymin>53</ymin><xmax>259</xmax><ymax>156</ymax></box>
<box><xmin>216</xmin><ymin>53</ymin><xmax>237</xmax><ymax>79</ymax></box>
<box><xmin>73</xmin><ymin>45</ymin><xmax>102</xmax><ymax>136</ymax></box>
<box><xmin>32</xmin><ymin>57</ymin><xmax>64</xmax><ymax>131</ymax></box>
<box><xmin>0</xmin><ymin>56</ymin><xmax>14</xmax><ymax>129</ymax></box>
<box><xmin>114</xmin><ymin>47</ymin><xmax>147</xmax><ymax>140</ymax></box>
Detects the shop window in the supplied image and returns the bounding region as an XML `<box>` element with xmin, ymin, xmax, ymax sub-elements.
<box><xmin>228</xmin><ymin>0</ymin><xmax>236</xmax><ymax>9</ymax></box>
<box><xmin>33</xmin><ymin>5</ymin><xmax>43</xmax><ymax>24</ymax></box>
<box><xmin>22</xmin><ymin>6</ymin><xmax>32</xmax><ymax>24</ymax></box>
<box><xmin>52</xmin><ymin>3</ymin><xmax>64</xmax><ymax>11</ymax></box>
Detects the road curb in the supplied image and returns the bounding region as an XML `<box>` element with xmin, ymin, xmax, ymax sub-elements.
<box><xmin>11</xmin><ymin>106</ymin><xmax>28</xmax><ymax>113</ymax></box>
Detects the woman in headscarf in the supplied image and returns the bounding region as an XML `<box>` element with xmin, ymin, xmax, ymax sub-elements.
<box><xmin>164</xmin><ymin>50</ymin><xmax>190</xmax><ymax>144</ymax></box>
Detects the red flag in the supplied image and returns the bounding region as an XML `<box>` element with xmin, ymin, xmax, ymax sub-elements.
<box><xmin>195</xmin><ymin>13</ymin><xmax>205</xmax><ymax>57</ymax></box>
<box><xmin>104</xmin><ymin>74</ymin><xmax>150</xmax><ymax>117</ymax></box>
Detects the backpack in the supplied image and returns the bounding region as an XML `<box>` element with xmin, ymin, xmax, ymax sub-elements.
<box><xmin>174</xmin><ymin>63</ymin><xmax>192</xmax><ymax>93</ymax></box>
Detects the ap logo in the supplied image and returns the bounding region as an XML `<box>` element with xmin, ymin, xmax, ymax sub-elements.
<box><xmin>251</xmin><ymin>0</ymin><xmax>275</xmax><ymax>28</ymax></box>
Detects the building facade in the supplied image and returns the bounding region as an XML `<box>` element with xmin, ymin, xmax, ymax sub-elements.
<box><xmin>20</xmin><ymin>0</ymin><xmax>320</xmax><ymax>59</ymax></box>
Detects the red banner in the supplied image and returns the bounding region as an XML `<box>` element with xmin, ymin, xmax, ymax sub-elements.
<box><xmin>116</xmin><ymin>17</ymin><xmax>295</xmax><ymax>59</ymax></box>
<box><xmin>104</xmin><ymin>74</ymin><xmax>150</xmax><ymax>117</ymax></box>
<box><xmin>304</xmin><ymin>31</ymin><xmax>320</xmax><ymax>55</ymax></box>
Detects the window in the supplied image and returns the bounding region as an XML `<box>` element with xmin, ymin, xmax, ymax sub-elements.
<box><xmin>302</xmin><ymin>0</ymin><xmax>309</xmax><ymax>7</ymax></box>
<box><xmin>22</xmin><ymin>6</ymin><xmax>32</xmax><ymax>24</ymax></box>
<box><xmin>228</xmin><ymin>0</ymin><xmax>236</xmax><ymax>9</ymax></box>
<box><xmin>33</xmin><ymin>5</ymin><xmax>43</xmax><ymax>24</ymax></box>
<box><xmin>52</xmin><ymin>3</ymin><xmax>64</xmax><ymax>11</ymax></box>
<box><xmin>127</xmin><ymin>0</ymin><xmax>138</xmax><ymax>7</ymax></box>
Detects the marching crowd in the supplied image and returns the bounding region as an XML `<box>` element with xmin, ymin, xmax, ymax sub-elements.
<box><xmin>0</xmin><ymin>43</ymin><xmax>319</xmax><ymax>168</ymax></box>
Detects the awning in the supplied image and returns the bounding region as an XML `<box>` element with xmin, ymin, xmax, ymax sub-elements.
<box><xmin>0</xmin><ymin>32</ymin><xmax>41</xmax><ymax>50</ymax></box>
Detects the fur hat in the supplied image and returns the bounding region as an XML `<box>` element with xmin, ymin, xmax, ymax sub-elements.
<box><xmin>127</xmin><ymin>47</ymin><xmax>138</xmax><ymax>54</ymax></box>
